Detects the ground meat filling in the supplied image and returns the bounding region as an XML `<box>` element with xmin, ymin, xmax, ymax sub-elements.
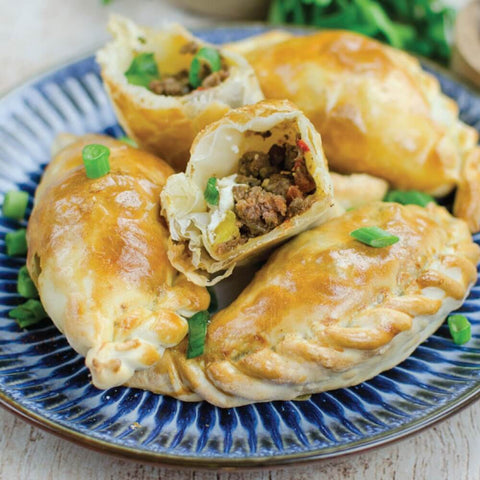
<box><xmin>232</xmin><ymin>140</ymin><xmax>316</xmax><ymax>238</ymax></box>
<box><xmin>148</xmin><ymin>42</ymin><xmax>229</xmax><ymax>96</ymax></box>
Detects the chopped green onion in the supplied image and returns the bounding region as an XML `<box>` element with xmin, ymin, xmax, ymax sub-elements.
<box><xmin>350</xmin><ymin>226</ymin><xmax>399</xmax><ymax>247</ymax></box>
<box><xmin>207</xmin><ymin>286</ymin><xmax>218</xmax><ymax>314</ymax></box>
<box><xmin>204</xmin><ymin>177</ymin><xmax>219</xmax><ymax>206</ymax></box>
<box><xmin>189</xmin><ymin>47</ymin><xmax>222</xmax><ymax>88</ymax></box>
<box><xmin>5</xmin><ymin>228</ymin><xmax>27</xmax><ymax>256</ymax></box>
<box><xmin>82</xmin><ymin>144</ymin><xmax>111</xmax><ymax>179</ymax></box>
<box><xmin>384</xmin><ymin>190</ymin><xmax>435</xmax><ymax>207</ymax></box>
<box><xmin>186</xmin><ymin>310</ymin><xmax>209</xmax><ymax>359</ymax></box>
<box><xmin>9</xmin><ymin>299</ymin><xmax>48</xmax><ymax>329</ymax></box>
<box><xmin>448</xmin><ymin>314</ymin><xmax>471</xmax><ymax>345</ymax></box>
<box><xmin>124</xmin><ymin>52</ymin><xmax>160</xmax><ymax>88</ymax></box>
<box><xmin>2</xmin><ymin>190</ymin><xmax>29</xmax><ymax>220</ymax></box>
<box><xmin>118</xmin><ymin>136</ymin><xmax>137</xmax><ymax>148</ymax></box>
<box><xmin>17</xmin><ymin>266</ymin><xmax>38</xmax><ymax>299</ymax></box>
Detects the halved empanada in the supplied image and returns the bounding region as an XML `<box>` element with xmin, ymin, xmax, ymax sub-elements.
<box><xmin>96</xmin><ymin>16</ymin><xmax>264</xmax><ymax>171</ymax></box>
<box><xmin>27</xmin><ymin>134</ymin><xmax>210</xmax><ymax>389</ymax></box>
<box><xmin>160</xmin><ymin>99</ymin><xmax>337</xmax><ymax>286</ymax></box>
<box><xmin>227</xmin><ymin>30</ymin><xmax>480</xmax><ymax>231</ymax></box>
<box><xmin>130</xmin><ymin>202</ymin><xmax>479</xmax><ymax>407</ymax></box>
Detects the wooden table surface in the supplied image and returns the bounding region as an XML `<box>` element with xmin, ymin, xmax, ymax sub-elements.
<box><xmin>1</xmin><ymin>1</ymin><xmax>480</xmax><ymax>478</ymax></box>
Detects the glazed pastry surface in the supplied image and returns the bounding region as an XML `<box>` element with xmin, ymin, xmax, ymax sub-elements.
<box><xmin>130</xmin><ymin>202</ymin><xmax>479</xmax><ymax>407</ymax></box>
<box><xmin>27</xmin><ymin>134</ymin><xmax>209</xmax><ymax>389</ymax></box>
<box><xmin>228</xmin><ymin>30</ymin><xmax>480</xmax><ymax>231</ymax></box>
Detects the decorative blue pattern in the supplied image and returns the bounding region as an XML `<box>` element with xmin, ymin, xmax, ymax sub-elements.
<box><xmin>1</xmin><ymin>26</ymin><xmax>480</xmax><ymax>467</ymax></box>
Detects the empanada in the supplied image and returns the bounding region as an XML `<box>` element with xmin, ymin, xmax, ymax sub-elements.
<box><xmin>26</xmin><ymin>134</ymin><xmax>210</xmax><ymax>389</ymax></box>
<box><xmin>161</xmin><ymin>99</ymin><xmax>337</xmax><ymax>286</ymax></box>
<box><xmin>97</xmin><ymin>16</ymin><xmax>264</xmax><ymax>171</ymax></box>
<box><xmin>130</xmin><ymin>202</ymin><xmax>479</xmax><ymax>407</ymax></box>
<box><xmin>227</xmin><ymin>30</ymin><xmax>480</xmax><ymax>231</ymax></box>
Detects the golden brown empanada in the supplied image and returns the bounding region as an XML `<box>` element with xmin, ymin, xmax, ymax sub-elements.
<box><xmin>27</xmin><ymin>134</ymin><xmax>210</xmax><ymax>390</ymax></box>
<box><xmin>227</xmin><ymin>30</ymin><xmax>480</xmax><ymax>231</ymax></box>
<box><xmin>130</xmin><ymin>202</ymin><xmax>479</xmax><ymax>407</ymax></box>
<box><xmin>97</xmin><ymin>16</ymin><xmax>264</xmax><ymax>172</ymax></box>
<box><xmin>160</xmin><ymin>99</ymin><xmax>337</xmax><ymax>286</ymax></box>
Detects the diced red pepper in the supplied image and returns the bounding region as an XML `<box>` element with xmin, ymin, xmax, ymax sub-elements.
<box><xmin>296</xmin><ymin>139</ymin><xmax>310</xmax><ymax>152</ymax></box>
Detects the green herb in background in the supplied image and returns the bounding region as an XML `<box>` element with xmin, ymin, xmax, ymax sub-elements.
<box><xmin>268</xmin><ymin>0</ymin><xmax>455</xmax><ymax>63</ymax></box>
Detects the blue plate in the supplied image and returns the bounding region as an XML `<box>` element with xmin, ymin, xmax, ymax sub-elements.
<box><xmin>1</xmin><ymin>26</ymin><xmax>480</xmax><ymax>468</ymax></box>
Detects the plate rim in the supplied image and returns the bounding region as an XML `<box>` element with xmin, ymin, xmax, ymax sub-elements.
<box><xmin>1</xmin><ymin>23</ymin><xmax>480</xmax><ymax>469</ymax></box>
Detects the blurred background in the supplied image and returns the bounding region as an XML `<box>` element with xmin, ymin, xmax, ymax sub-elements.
<box><xmin>1</xmin><ymin>0</ymin><xmax>478</xmax><ymax>94</ymax></box>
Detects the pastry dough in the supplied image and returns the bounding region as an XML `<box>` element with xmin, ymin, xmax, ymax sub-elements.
<box><xmin>97</xmin><ymin>16</ymin><xmax>264</xmax><ymax>171</ymax></box>
<box><xmin>161</xmin><ymin>99</ymin><xmax>337</xmax><ymax>286</ymax></box>
<box><xmin>26</xmin><ymin>134</ymin><xmax>210</xmax><ymax>390</ymax></box>
<box><xmin>330</xmin><ymin>172</ymin><xmax>389</xmax><ymax>211</ymax></box>
<box><xmin>129</xmin><ymin>202</ymin><xmax>479</xmax><ymax>407</ymax></box>
<box><xmin>227</xmin><ymin>30</ymin><xmax>480</xmax><ymax>231</ymax></box>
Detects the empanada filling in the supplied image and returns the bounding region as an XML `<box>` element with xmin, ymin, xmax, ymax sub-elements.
<box><xmin>209</xmin><ymin>134</ymin><xmax>316</xmax><ymax>254</ymax></box>
<box><xmin>125</xmin><ymin>41</ymin><xmax>230</xmax><ymax>96</ymax></box>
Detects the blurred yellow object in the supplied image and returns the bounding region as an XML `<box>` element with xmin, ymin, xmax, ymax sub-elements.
<box><xmin>452</xmin><ymin>0</ymin><xmax>480</xmax><ymax>88</ymax></box>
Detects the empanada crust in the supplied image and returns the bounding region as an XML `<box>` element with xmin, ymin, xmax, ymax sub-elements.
<box><xmin>27</xmin><ymin>134</ymin><xmax>209</xmax><ymax>390</ymax></box>
<box><xmin>97</xmin><ymin>16</ymin><xmax>264</xmax><ymax>171</ymax></box>
<box><xmin>228</xmin><ymin>30</ymin><xmax>480</xmax><ymax>231</ymax></box>
<box><xmin>130</xmin><ymin>202</ymin><xmax>479</xmax><ymax>407</ymax></box>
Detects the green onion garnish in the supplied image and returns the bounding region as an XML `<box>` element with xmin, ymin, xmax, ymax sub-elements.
<box><xmin>186</xmin><ymin>310</ymin><xmax>209</xmax><ymax>359</ymax></box>
<box><xmin>17</xmin><ymin>266</ymin><xmax>38</xmax><ymax>299</ymax></box>
<box><xmin>384</xmin><ymin>190</ymin><xmax>436</xmax><ymax>207</ymax></box>
<box><xmin>5</xmin><ymin>228</ymin><xmax>27</xmax><ymax>256</ymax></box>
<box><xmin>2</xmin><ymin>190</ymin><xmax>29</xmax><ymax>220</ymax></box>
<box><xmin>118</xmin><ymin>136</ymin><xmax>137</xmax><ymax>147</ymax></box>
<box><xmin>207</xmin><ymin>286</ymin><xmax>218</xmax><ymax>314</ymax></box>
<box><xmin>350</xmin><ymin>226</ymin><xmax>399</xmax><ymax>248</ymax></box>
<box><xmin>204</xmin><ymin>177</ymin><xmax>219</xmax><ymax>206</ymax></box>
<box><xmin>448</xmin><ymin>314</ymin><xmax>471</xmax><ymax>345</ymax></box>
<box><xmin>9</xmin><ymin>299</ymin><xmax>48</xmax><ymax>329</ymax></box>
<box><xmin>189</xmin><ymin>47</ymin><xmax>222</xmax><ymax>88</ymax></box>
<box><xmin>82</xmin><ymin>144</ymin><xmax>111</xmax><ymax>179</ymax></box>
<box><xmin>124</xmin><ymin>52</ymin><xmax>160</xmax><ymax>88</ymax></box>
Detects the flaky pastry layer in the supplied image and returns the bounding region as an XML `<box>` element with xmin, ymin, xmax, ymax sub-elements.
<box><xmin>160</xmin><ymin>99</ymin><xmax>337</xmax><ymax>286</ymax></box>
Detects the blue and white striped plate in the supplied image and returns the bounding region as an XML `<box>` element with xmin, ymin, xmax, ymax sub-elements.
<box><xmin>1</xmin><ymin>26</ymin><xmax>480</xmax><ymax>468</ymax></box>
